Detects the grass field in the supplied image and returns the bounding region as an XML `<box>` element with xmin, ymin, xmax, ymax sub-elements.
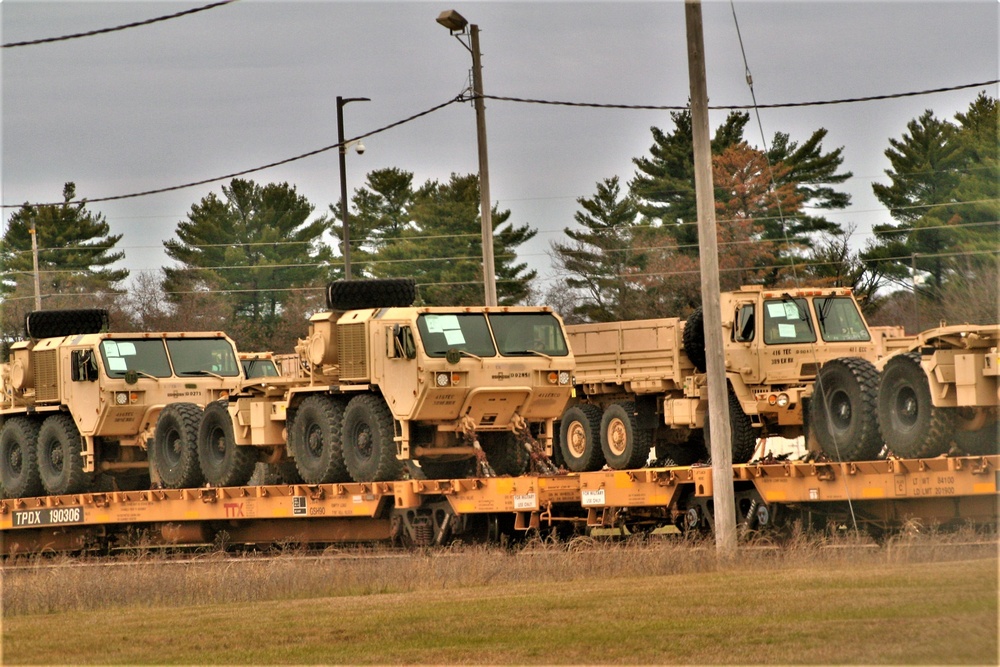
<box><xmin>2</xmin><ymin>534</ymin><xmax>997</xmax><ymax>665</ymax></box>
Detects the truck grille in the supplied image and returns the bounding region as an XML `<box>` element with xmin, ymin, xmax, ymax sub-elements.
<box><xmin>338</xmin><ymin>323</ymin><xmax>368</xmax><ymax>381</ymax></box>
<box><xmin>33</xmin><ymin>349</ymin><xmax>59</xmax><ymax>401</ymax></box>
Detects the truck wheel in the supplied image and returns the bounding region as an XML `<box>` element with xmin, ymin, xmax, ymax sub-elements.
<box><xmin>811</xmin><ymin>357</ymin><xmax>882</xmax><ymax>461</ymax></box>
<box><xmin>288</xmin><ymin>395</ymin><xmax>350</xmax><ymax>484</ymax></box>
<box><xmin>480</xmin><ymin>432</ymin><xmax>530</xmax><ymax>476</ymax></box>
<box><xmin>326</xmin><ymin>278</ymin><xmax>417</xmax><ymax>311</ymax></box>
<box><xmin>954</xmin><ymin>420</ymin><xmax>1000</xmax><ymax>456</ymax></box>
<box><xmin>342</xmin><ymin>395</ymin><xmax>402</xmax><ymax>482</ymax></box>
<box><xmin>0</xmin><ymin>417</ymin><xmax>43</xmax><ymax>499</ymax></box>
<box><xmin>418</xmin><ymin>458</ymin><xmax>474</xmax><ymax>479</ymax></box>
<box><xmin>877</xmin><ymin>352</ymin><xmax>953</xmax><ymax>458</ymax></box>
<box><xmin>25</xmin><ymin>308</ymin><xmax>109</xmax><ymax>339</ymax></box>
<box><xmin>559</xmin><ymin>404</ymin><xmax>605</xmax><ymax>472</ymax></box>
<box><xmin>704</xmin><ymin>389</ymin><xmax>757</xmax><ymax>464</ymax></box>
<box><xmin>682</xmin><ymin>307</ymin><xmax>707</xmax><ymax>372</ymax></box>
<box><xmin>151</xmin><ymin>403</ymin><xmax>205</xmax><ymax>489</ymax></box>
<box><xmin>36</xmin><ymin>414</ymin><xmax>90</xmax><ymax>495</ymax></box>
<box><xmin>600</xmin><ymin>402</ymin><xmax>652</xmax><ymax>470</ymax></box>
<box><xmin>655</xmin><ymin>430</ymin><xmax>709</xmax><ymax>466</ymax></box>
<box><xmin>198</xmin><ymin>401</ymin><xmax>257</xmax><ymax>487</ymax></box>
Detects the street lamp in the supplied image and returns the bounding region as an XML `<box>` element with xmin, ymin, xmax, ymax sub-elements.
<box><xmin>337</xmin><ymin>95</ymin><xmax>370</xmax><ymax>281</ymax></box>
<box><xmin>436</xmin><ymin>9</ymin><xmax>498</xmax><ymax>307</ymax></box>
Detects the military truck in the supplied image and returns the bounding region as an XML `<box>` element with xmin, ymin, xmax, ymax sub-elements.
<box><xmin>559</xmin><ymin>285</ymin><xmax>884</xmax><ymax>472</ymax></box>
<box><xmin>0</xmin><ymin>309</ymin><xmax>243</xmax><ymax>498</ymax></box>
<box><xmin>198</xmin><ymin>279</ymin><xmax>575</xmax><ymax>487</ymax></box>
<box><xmin>878</xmin><ymin>324</ymin><xmax>999</xmax><ymax>458</ymax></box>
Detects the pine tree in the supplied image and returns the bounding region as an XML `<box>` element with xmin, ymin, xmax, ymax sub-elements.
<box><xmin>364</xmin><ymin>172</ymin><xmax>536</xmax><ymax>306</ymax></box>
<box><xmin>0</xmin><ymin>182</ymin><xmax>128</xmax><ymax>339</ymax></box>
<box><xmin>163</xmin><ymin>179</ymin><xmax>332</xmax><ymax>349</ymax></box>
<box><xmin>864</xmin><ymin>95</ymin><xmax>999</xmax><ymax>295</ymax></box>
<box><xmin>551</xmin><ymin>176</ymin><xmax>648</xmax><ymax>321</ymax></box>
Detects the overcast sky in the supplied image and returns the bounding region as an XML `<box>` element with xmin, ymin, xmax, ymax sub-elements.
<box><xmin>2</xmin><ymin>0</ymin><xmax>997</xmax><ymax>297</ymax></box>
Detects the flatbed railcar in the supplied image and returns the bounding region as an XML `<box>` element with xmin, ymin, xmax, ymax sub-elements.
<box><xmin>1</xmin><ymin>455</ymin><xmax>996</xmax><ymax>556</ymax></box>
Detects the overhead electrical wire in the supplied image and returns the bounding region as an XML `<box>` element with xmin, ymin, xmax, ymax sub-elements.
<box><xmin>3</xmin><ymin>79</ymin><xmax>996</xmax><ymax>210</ymax></box>
<box><xmin>2</xmin><ymin>0</ymin><xmax>239</xmax><ymax>48</ymax></box>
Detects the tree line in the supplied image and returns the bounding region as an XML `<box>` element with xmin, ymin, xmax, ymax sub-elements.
<box><xmin>1</xmin><ymin>94</ymin><xmax>996</xmax><ymax>353</ymax></box>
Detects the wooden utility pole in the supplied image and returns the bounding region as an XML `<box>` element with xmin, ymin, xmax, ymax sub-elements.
<box><xmin>685</xmin><ymin>0</ymin><xmax>737</xmax><ymax>555</ymax></box>
<box><xmin>469</xmin><ymin>23</ymin><xmax>498</xmax><ymax>307</ymax></box>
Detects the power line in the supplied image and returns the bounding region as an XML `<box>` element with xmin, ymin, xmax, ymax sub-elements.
<box><xmin>0</xmin><ymin>96</ymin><xmax>464</xmax><ymax>210</ymax></box>
<box><xmin>2</xmin><ymin>1</ymin><xmax>239</xmax><ymax>49</ymax></box>
<box><xmin>482</xmin><ymin>79</ymin><xmax>1000</xmax><ymax>111</ymax></box>
<box><xmin>4</xmin><ymin>248</ymin><xmax>995</xmax><ymax>304</ymax></box>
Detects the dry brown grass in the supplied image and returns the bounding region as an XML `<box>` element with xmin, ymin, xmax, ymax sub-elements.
<box><xmin>1</xmin><ymin>527</ymin><xmax>995</xmax><ymax>616</ymax></box>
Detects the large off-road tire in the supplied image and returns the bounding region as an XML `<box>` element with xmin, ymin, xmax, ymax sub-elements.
<box><xmin>682</xmin><ymin>307</ymin><xmax>707</xmax><ymax>372</ymax></box>
<box><xmin>480</xmin><ymin>432</ymin><xmax>530</xmax><ymax>477</ymax></box>
<box><xmin>198</xmin><ymin>401</ymin><xmax>257</xmax><ymax>487</ymax></box>
<box><xmin>810</xmin><ymin>357</ymin><xmax>882</xmax><ymax>462</ymax></box>
<box><xmin>704</xmin><ymin>389</ymin><xmax>757</xmax><ymax>464</ymax></box>
<box><xmin>342</xmin><ymin>395</ymin><xmax>401</xmax><ymax>482</ymax></box>
<box><xmin>877</xmin><ymin>352</ymin><xmax>954</xmax><ymax>458</ymax></box>
<box><xmin>326</xmin><ymin>278</ymin><xmax>417</xmax><ymax>311</ymax></box>
<box><xmin>600</xmin><ymin>401</ymin><xmax>652</xmax><ymax>470</ymax></box>
<box><xmin>558</xmin><ymin>404</ymin><xmax>605</xmax><ymax>472</ymax></box>
<box><xmin>288</xmin><ymin>395</ymin><xmax>350</xmax><ymax>484</ymax></box>
<box><xmin>0</xmin><ymin>417</ymin><xmax>43</xmax><ymax>499</ymax></box>
<box><xmin>151</xmin><ymin>403</ymin><xmax>205</xmax><ymax>489</ymax></box>
<box><xmin>25</xmin><ymin>308</ymin><xmax>109</xmax><ymax>339</ymax></box>
<box><xmin>417</xmin><ymin>458</ymin><xmax>474</xmax><ymax>480</ymax></box>
<box><xmin>954</xmin><ymin>420</ymin><xmax>1000</xmax><ymax>456</ymax></box>
<box><xmin>36</xmin><ymin>414</ymin><xmax>90</xmax><ymax>495</ymax></box>
<box><xmin>655</xmin><ymin>430</ymin><xmax>709</xmax><ymax>467</ymax></box>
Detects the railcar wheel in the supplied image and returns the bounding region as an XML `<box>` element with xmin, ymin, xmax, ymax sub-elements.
<box><xmin>37</xmin><ymin>414</ymin><xmax>90</xmax><ymax>495</ymax></box>
<box><xmin>198</xmin><ymin>401</ymin><xmax>257</xmax><ymax>487</ymax></box>
<box><xmin>810</xmin><ymin>357</ymin><xmax>882</xmax><ymax>461</ymax></box>
<box><xmin>0</xmin><ymin>417</ymin><xmax>43</xmax><ymax>498</ymax></box>
<box><xmin>480</xmin><ymin>432</ymin><xmax>530</xmax><ymax>476</ymax></box>
<box><xmin>704</xmin><ymin>389</ymin><xmax>757</xmax><ymax>464</ymax></box>
<box><xmin>559</xmin><ymin>404</ymin><xmax>604</xmax><ymax>472</ymax></box>
<box><xmin>877</xmin><ymin>352</ymin><xmax>953</xmax><ymax>458</ymax></box>
<box><xmin>600</xmin><ymin>401</ymin><xmax>651</xmax><ymax>470</ymax></box>
<box><xmin>342</xmin><ymin>395</ymin><xmax>401</xmax><ymax>482</ymax></box>
<box><xmin>151</xmin><ymin>403</ymin><xmax>205</xmax><ymax>489</ymax></box>
<box><xmin>289</xmin><ymin>395</ymin><xmax>350</xmax><ymax>484</ymax></box>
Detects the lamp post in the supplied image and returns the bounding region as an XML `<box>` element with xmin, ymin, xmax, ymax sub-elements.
<box><xmin>436</xmin><ymin>9</ymin><xmax>498</xmax><ymax>307</ymax></box>
<box><xmin>337</xmin><ymin>95</ymin><xmax>369</xmax><ymax>281</ymax></box>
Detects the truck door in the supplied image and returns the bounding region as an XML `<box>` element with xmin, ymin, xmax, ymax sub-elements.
<box><xmin>731</xmin><ymin>302</ymin><xmax>760</xmax><ymax>383</ymax></box>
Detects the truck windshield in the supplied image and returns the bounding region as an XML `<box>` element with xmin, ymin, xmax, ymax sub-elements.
<box><xmin>100</xmin><ymin>339</ymin><xmax>173</xmax><ymax>378</ymax></box>
<box><xmin>417</xmin><ymin>313</ymin><xmax>497</xmax><ymax>358</ymax></box>
<box><xmin>763</xmin><ymin>298</ymin><xmax>817</xmax><ymax>345</ymax></box>
<box><xmin>167</xmin><ymin>338</ymin><xmax>241</xmax><ymax>376</ymax></box>
<box><xmin>814</xmin><ymin>297</ymin><xmax>871</xmax><ymax>342</ymax></box>
<box><xmin>242</xmin><ymin>359</ymin><xmax>279</xmax><ymax>378</ymax></box>
<box><xmin>490</xmin><ymin>313</ymin><xmax>570</xmax><ymax>357</ymax></box>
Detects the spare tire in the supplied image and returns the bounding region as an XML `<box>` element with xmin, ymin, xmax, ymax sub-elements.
<box><xmin>682</xmin><ymin>307</ymin><xmax>707</xmax><ymax>372</ymax></box>
<box><xmin>25</xmin><ymin>309</ymin><xmax>109</xmax><ymax>339</ymax></box>
<box><xmin>326</xmin><ymin>278</ymin><xmax>417</xmax><ymax>311</ymax></box>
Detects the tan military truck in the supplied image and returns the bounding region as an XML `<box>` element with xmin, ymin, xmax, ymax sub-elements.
<box><xmin>0</xmin><ymin>309</ymin><xmax>243</xmax><ymax>498</ymax></box>
<box><xmin>198</xmin><ymin>279</ymin><xmax>575</xmax><ymax>486</ymax></box>
<box><xmin>878</xmin><ymin>324</ymin><xmax>999</xmax><ymax>457</ymax></box>
<box><xmin>560</xmin><ymin>285</ymin><xmax>884</xmax><ymax>471</ymax></box>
